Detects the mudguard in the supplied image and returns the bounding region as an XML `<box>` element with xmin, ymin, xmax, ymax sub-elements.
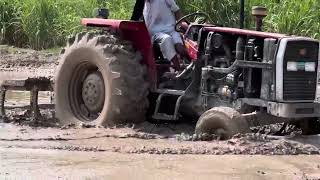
<box><xmin>81</xmin><ymin>18</ymin><xmax>157</xmax><ymax>88</ymax></box>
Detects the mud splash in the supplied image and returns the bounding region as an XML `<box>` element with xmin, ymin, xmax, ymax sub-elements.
<box><xmin>0</xmin><ymin>122</ymin><xmax>319</xmax><ymax>156</ymax></box>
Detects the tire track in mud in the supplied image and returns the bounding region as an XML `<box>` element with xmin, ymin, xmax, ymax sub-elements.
<box><xmin>1</xmin><ymin>128</ymin><xmax>319</xmax><ymax>156</ymax></box>
<box><xmin>3</xmin><ymin>140</ymin><xmax>320</xmax><ymax>156</ymax></box>
<box><xmin>0</xmin><ymin>133</ymin><xmax>160</xmax><ymax>142</ymax></box>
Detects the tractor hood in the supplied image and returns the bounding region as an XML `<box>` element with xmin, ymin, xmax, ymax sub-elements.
<box><xmin>203</xmin><ymin>26</ymin><xmax>287</xmax><ymax>39</ymax></box>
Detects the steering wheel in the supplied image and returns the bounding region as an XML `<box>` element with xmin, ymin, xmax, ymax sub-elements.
<box><xmin>175</xmin><ymin>12</ymin><xmax>209</xmax><ymax>32</ymax></box>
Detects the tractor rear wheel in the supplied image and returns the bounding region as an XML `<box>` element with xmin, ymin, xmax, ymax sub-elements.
<box><xmin>195</xmin><ymin>107</ymin><xmax>250</xmax><ymax>139</ymax></box>
<box><xmin>55</xmin><ymin>32</ymin><xmax>149</xmax><ymax>126</ymax></box>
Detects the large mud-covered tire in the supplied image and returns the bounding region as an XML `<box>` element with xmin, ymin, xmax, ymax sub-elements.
<box><xmin>195</xmin><ymin>107</ymin><xmax>250</xmax><ymax>139</ymax></box>
<box><xmin>55</xmin><ymin>32</ymin><xmax>149</xmax><ymax>126</ymax></box>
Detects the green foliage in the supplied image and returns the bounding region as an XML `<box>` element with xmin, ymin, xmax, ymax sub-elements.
<box><xmin>0</xmin><ymin>0</ymin><xmax>109</xmax><ymax>49</ymax></box>
<box><xmin>52</xmin><ymin>0</ymin><xmax>101</xmax><ymax>48</ymax></box>
<box><xmin>266</xmin><ymin>0</ymin><xmax>320</xmax><ymax>39</ymax></box>
<box><xmin>247</xmin><ymin>0</ymin><xmax>320</xmax><ymax>39</ymax></box>
<box><xmin>19</xmin><ymin>0</ymin><xmax>58</xmax><ymax>49</ymax></box>
<box><xmin>178</xmin><ymin>0</ymin><xmax>320</xmax><ymax>40</ymax></box>
<box><xmin>177</xmin><ymin>0</ymin><xmax>241</xmax><ymax>27</ymax></box>
<box><xmin>0</xmin><ymin>0</ymin><xmax>26</xmax><ymax>46</ymax></box>
<box><xmin>106</xmin><ymin>0</ymin><xmax>135</xmax><ymax>19</ymax></box>
<box><xmin>0</xmin><ymin>0</ymin><xmax>319</xmax><ymax>49</ymax></box>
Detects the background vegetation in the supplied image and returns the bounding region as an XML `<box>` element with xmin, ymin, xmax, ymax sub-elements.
<box><xmin>1</xmin><ymin>0</ymin><xmax>319</xmax><ymax>50</ymax></box>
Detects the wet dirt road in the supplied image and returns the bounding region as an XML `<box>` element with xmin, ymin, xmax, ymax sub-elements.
<box><xmin>1</xmin><ymin>123</ymin><xmax>320</xmax><ymax>179</ymax></box>
<box><xmin>1</xmin><ymin>147</ymin><xmax>320</xmax><ymax>180</ymax></box>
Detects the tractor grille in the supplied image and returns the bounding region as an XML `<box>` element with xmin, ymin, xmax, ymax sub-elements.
<box><xmin>283</xmin><ymin>72</ymin><xmax>316</xmax><ymax>100</ymax></box>
<box><xmin>282</xmin><ymin>41</ymin><xmax>319</xmax><ymax>101</ymax></box>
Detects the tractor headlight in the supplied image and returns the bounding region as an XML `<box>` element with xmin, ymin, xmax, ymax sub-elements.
<box><xmin>287</xmin><ymin>61</ymin><xmax>315</xmax><ymax>72</ymax></box>
<box><xmin>305</xmin><ymin>62</ymin><xmax>316</xmax><ymax>72</ymax></box>
<box><xmin>287</xmin><ymin>61</ymin><xmax>298</xmax><ymax>71</ymax></box>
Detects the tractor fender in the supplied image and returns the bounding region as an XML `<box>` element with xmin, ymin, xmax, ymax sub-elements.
<box><xmin>81</xmin><ymin>18</ymin><xmax>157</xmax><ymax>89</ymax></box>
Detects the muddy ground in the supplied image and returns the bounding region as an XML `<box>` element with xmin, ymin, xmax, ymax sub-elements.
<box><xmin>0</xmin><ymin>45</ymin><xmax>320</xmax><ymax>179</ymax></box>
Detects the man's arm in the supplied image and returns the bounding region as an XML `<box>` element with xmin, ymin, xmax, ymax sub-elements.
<box><xmin>166</xmin><ymin>0</ymin><xmax>183</xmax><ymax>21</ymax></box>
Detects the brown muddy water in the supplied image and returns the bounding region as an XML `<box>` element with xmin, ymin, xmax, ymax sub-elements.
<box><xmin>5</xmin><ymin>91</ymin><xmax>52</xmax><ymax>106</ymax></box>
<box><xmin>0</xmin><ymin>71</ymin><xmax>53</xmax><ymax>106</ymax></box>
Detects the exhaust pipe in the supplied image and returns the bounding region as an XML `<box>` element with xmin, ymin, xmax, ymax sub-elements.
<box><xmin>240</xmin><ymin>0</ymin><xmax>245</xmax><ymax>29</ymax></box>
<box><xmin>252</xmin><ymin>6</ymin><xmax>267</xmax><ymax>31</ymax></box>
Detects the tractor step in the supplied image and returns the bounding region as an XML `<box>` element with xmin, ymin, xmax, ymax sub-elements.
<box><xmin>152</xmin><ymin>89</ymin><xmax>185</xmax><ymax>121</ymax></box>
<box><xmin>0</xmin><ymin>77</ymin><xmax>53</xmax><ymax>122</ymax></box>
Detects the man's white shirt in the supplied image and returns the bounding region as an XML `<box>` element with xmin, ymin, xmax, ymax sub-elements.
<box><xmin>143</xmin><ymin>0</ymin><xmax>180</xmax><ymax>36</ymax></box>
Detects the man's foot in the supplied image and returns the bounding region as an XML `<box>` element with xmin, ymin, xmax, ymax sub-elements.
<box><xmin>171</xmin><ymin>56</ymin><xmax>181</xmax><ymax>71</ymax></box>
<box><xmin>162</xmin><ymin>72</ymin><xmax>178</xmax><ymax>79</ymax></box>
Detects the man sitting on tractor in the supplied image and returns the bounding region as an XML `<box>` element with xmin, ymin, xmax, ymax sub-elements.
<box><xmin>142</xmin><ymin>0</ymin><xmax>187</xmax><ymax>71</ymax></box>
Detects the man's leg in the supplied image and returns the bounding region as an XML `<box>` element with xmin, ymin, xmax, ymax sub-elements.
<box><xmin>175</xmin><ymin>44</ymin><xmax>188</xmax><ymax>58</ymax></box>
<box><xmin>171</xmin><ymin>31</ymin><xmax>194</xmax><ymax>78</ymax></box>
<box><xmin>171</xmin><ymin>31</ymin><xmax>189</xmax><ymax>60</ymax></box>
<box><xmin>171</xmin><ymin>55</ymin><xmax>182</xmax><ymax>71</ymax></box>
<box><xmin>153</xmin><ymin>32</ymin><xmax>181</xmax><ymax>71</ymax></box>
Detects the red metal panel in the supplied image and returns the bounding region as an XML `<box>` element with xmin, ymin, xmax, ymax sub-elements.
<box><xmin>184</xmin><ymin>39</ymin><xmax>198</xmax><ymax>61</ymax></box>
<box><xmin>204</xmin><ymin>26</ymin><xmax>287</xmax><ymax>39</ymax></box>
<box><xmin>81</xmin><ymin>18</ymin><xmax>122</xmax><ymax>29</ymax></box>
<box><xmin>81</xmin><ymin>18</ymin><xmax>157</xmax><ymax>88</ymax></box>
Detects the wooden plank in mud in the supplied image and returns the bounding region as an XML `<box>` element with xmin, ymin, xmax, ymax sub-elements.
<box><xmin>1</xmin><ymin>77</ymin><xmax>53</xmax><ymax>91</ymax></box>
<box><xmin>0</xmin><ymin>77</ymin><xmax>54</xmax><ymax>122</ymax></box>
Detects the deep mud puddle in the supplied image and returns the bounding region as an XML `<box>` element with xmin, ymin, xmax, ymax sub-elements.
<box><xmin>5</xmin><ymin>90</ymin><xmax>52</xmax><ymax>106</ymax></box>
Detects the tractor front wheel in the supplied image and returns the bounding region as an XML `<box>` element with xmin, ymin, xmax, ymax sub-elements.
<box><xmin>195</xmin><ymin>107</ymin><xmax>250</xmax><ymax>139</ymax></box>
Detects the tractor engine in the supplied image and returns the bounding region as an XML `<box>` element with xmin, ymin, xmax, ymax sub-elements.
<box><xmin>200</xmin><ymin>32</ymin><xmax>320</xmax><ymax>118</ymax></box>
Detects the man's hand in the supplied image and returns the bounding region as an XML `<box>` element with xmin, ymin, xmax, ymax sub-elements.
<box><xmin>175</xmin><ymin>43</ymin><xmax>189</xmax><ymax>59</ymax></box>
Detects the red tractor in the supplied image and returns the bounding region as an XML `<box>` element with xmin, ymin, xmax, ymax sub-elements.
<box><xmin>54</xmin><ymin>4</ymin><xmax>320</xmax><ymax>139</ymax></box>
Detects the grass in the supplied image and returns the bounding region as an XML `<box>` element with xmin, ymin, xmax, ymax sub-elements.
<box><xmin>0</xmin><ymin>0</ymin><xmax>319</xmax><ymax>50</ymax></box>
<box><xmin>177</xmin><ymin>0</ymin><xmax>241</xmax><ymax>27</ymax></box>
<box><xmin>248</xmin><ymin>0</ymin><xmax>320</xmax><ymax>39</ymax></box>
<box><xmin>177</xmin><ymin>0</ymin><xmax>320</xmax><ymax>39</ymax></box>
